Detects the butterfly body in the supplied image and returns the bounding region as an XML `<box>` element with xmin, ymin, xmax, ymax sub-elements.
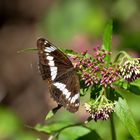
<box><xmin>37</xmin><ymin>38</ymin><xmax>80</xmax><ymax>113</ymax></box>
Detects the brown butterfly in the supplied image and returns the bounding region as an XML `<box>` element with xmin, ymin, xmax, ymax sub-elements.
<box><xmin>37</xmin><ymin>38</ymin><xmax>80</xmax><ymax>112</ymax></box>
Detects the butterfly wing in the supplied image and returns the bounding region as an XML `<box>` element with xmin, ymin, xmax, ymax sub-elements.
<box><xmin>37</xmin><ymin>38</ymin><xmax>73</xmax><ymax>81</ymax></box>
<box><xmin>51</xmin><ymin>69</ymin><xmax>80</xmax><ymax>112</ymax></box>
<box><xmin>37</xmin><ymin>38</ymin><xmax>80</xmax><ymax>112</ymax></box>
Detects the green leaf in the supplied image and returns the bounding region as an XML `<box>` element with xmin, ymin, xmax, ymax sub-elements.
<box><xmin>45</xmin><ymin>110</ymin><xmax>54</xmax><ymax>120</ymax></box>
<box><xmin>58</xmin><ymin>126</ymin><xmax>102</xmax><ymax>140</ymax></box>
<box><xmin>102</xmin><ymin>20</ymin><xmax>113</xmax><ymax>51</ymax></box>
<box><xmin>132</xmin><ymin>78</ymin><xmax>140</xmax><ymax>86</ymax></box>
<box><xmin>77</xmin><ymin>130</ymin><xmax>103</xmax><ymax>140</ymax></box>
<box><xmin>116</xmin><ymin>80</ymin><xmax>140</xmax><ymax>96</ymax></box>
<box><xmin>115</xmin><ymin>98</ymin><xmax>140</xmax><ymax>140</ymax></box>
<box><xmin>45</xmin><ymin>105</ymin><xmax>62</xmax><ymax>120</ymax></box>
<box><xmin>115</xmin><ymin>87</ymin><xmax>134</xmax><ymax>99</ymax></box>
<box><xmin>80</xmin><ymin>80</ymin><xmax>89</xmax><ymax>96</ymax></box>
<box><xmin>35</xmin><ymin>121</ymin><xmax>75</xmax><ymax>134</ymax></box>
<box><xmin>90</xmin><ymin>85</ymin><xmax>102</xmax><ymax>100</ymax></box>
<box><xmin>102</xmin><ymin>20</ymin><xmax>113</xmax><ymax>65</ymax></box>
<box><xmin>60</xmin><ymin>48</ymin><xmax>77</xmax><ymax>56</ymax></box>
<box><xmin>128</xmin><ymin>84</ymin><xmax>140</xmax><ymax>96</ymax></box>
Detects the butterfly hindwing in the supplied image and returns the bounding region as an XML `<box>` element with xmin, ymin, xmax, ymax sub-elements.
<box><xmin>37</xmin><ymin>38</ymin><xmax>80</xmax><ymax>112</ymax></box>
<box><xmin>51</xmin><ymin>69</ymin><xmax>80</xmax><ymax>112</ymax></box>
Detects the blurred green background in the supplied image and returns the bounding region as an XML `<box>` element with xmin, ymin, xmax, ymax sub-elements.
<box><xmin>40</xmin><ymin>0</ymin><xmax>140</xmax><ymax>54</ymax></box>
<box><xmin>0</xmin><ymin>0</ymin><xmax>140</xmax><ymax>139</ymax></box>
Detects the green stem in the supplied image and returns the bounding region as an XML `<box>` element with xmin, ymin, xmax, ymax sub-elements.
<box><xmin>17</xmin><ymin>48</ymin><xmax>38</xmax><ymax>53</ymax></box>
<box><xmin>106</xmin><ymin>87</ymin><xmax>116</xmax><ymax>140</ymax></box>
<box><xmin>114</xmin><ymin>51</ymin><xmax>130</xmax><ymax>63</ymax></box>
<box><xmin>110</xmin><ymin>114</ymin><xmax>116</xmax><ymax>140</ymax></box>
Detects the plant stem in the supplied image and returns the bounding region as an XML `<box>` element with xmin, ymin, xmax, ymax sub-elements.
<box><xmin>114</xmin><ymin>51</ymin><xmax>130</xmax><ymax>63</ymax></box>
<box><xmin>110</xmin><ymin>114</ymin><xmax>116</xmax><ymax>140</ymax></box>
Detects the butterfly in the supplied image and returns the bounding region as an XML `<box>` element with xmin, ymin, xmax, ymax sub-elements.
<box><xmin>37</xmin><ymin>38</ymin><xmax>80</xmax><ymax>112</ymax></box>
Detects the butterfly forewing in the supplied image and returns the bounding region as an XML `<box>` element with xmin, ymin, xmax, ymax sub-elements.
<box><xmin>37</xmin><ymin>38</ymin><xmax>80</xmax><ymax>112</ymax></box>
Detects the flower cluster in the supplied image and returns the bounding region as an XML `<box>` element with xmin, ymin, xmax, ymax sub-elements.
<box><xmin>71</xmin><ymin>48</ymin><xmax>119</xmax><ymax>87</ymax></box>
<box><xmin>119</xmin><ymin>59</ymin><xmax>140</xmax><ymax>82</ymax></box>
<box><xmin>69</xmin><ymin>48</ymin><xmax>140</xmax><ymax>121</ymax></box>
<box><xmin>85</xmin><ymin>95</ymin><xmax>115</xmax><ymax>121</ymax></box>
<box><xmin>100</xmin><ymin>66</ymin><xmax>119</xmax><ymax>87</ymax></box>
